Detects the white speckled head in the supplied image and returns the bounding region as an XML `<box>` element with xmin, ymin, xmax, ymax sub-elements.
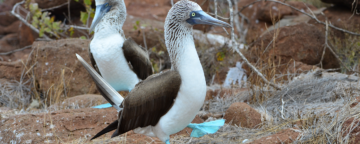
<box><xmin>165</xmin><ymin>0</ymin><xmax>202</xmax><ymax>28</ymax></box>
<box><xmin>90</xmin><ymin>0</ymin><xmax>126</xmax><ymax>34</ymax></box>
<box><xmin>164</xmin><ymin>0</ymin><xmax>230</xmax><ymax>69</ymax></box>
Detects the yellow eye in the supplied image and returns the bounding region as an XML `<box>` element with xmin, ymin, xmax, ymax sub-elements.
<box><xmin>192</xmin><ymin>12</ymin><xmax>195</xmax><ymax>16</ymax></box>
<box><xmin>106</xmin><ymin>4</ymin><xmax>109</xmax><ymax>7</ymax></box>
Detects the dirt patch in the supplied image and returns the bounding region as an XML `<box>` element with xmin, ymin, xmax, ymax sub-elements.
<box><xmin>0</xmin><ymin>108</ymin><xmax>118</xmax><ymax>144</ymax></box>
<box><xmin>55</xmin><ymin>94</ymin><xmax>108</xmax><ymax>109</ymax></box>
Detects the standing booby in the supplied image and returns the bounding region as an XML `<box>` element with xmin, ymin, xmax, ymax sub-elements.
<box><xmin>89</xmin><ymin>0</ymin><xmax>153</xmax><ymax>108</ymax></box>
<box><xmin>77</xmin><ymin>0</ymin><xmax>231</xmax><ymax>143</ymax></box>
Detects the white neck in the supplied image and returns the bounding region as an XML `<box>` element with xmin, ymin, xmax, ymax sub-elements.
<box><xmin>175</xmin><ymin>34</ymin><xmax>205</xmax><ymax>82</ymax></box>
<box><xmin>164</xmin><ymin>22</ymin><xmax>205</xmax><ymax>83</ymax></box>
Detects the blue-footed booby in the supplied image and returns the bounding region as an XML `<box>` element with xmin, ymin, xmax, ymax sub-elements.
<box><xmin>89</xmin><ymin>0</ymin><xmax>153</xmax><ymax>109</ymax></box>
<box><xmin>77</xmin><ymin>0</ymin><xmax>230</xmax><ymax>143</ymax></box>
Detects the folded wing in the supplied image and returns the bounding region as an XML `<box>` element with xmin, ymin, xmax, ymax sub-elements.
<box><xmin>122</xmin><ymin>38</ymin><xmax>153</xmax><ymax>80</ymax></box>
<box><xmin>92</xmin><ymin>70</ymin><xmax>181</xmax><ymax>139</ymax></box>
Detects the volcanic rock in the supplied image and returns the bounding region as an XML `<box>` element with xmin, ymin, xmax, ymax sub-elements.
<box><xmin>224</xmin><ymin>102</ymin><xmax>262</xmax><ymax>128</ymax></box>
<box><xmin>249</xmin><ymin>23</ymin><xmax>340</xmax><ymax>69</ymax></box>
<box><xmin>0</xmin><ymin>60</ymin><xmax>23</xmax><ymax>81</ymax></box>
<box><xmin>0</xmin><ymin>20</ymin><xmax>20</xmax><ymax>35</ymax></box>
<box><xmin>258</xmin><ymin>1</ymin><xmax>317</xmax><ymax>23</ymax></box>
<box><xmin>0</xmin><ymin>33</ymin><xmax>19</xmax><ymax>53</ymax></box>
<box><xmin>0</xmin><ymin>12</ymin><xmax>18</xmax><ymax>27</ymax></box>
<box><xmin>28</xmin><ymin>39</ymin><xmax>96</xmax><ymax>98</ymax></box>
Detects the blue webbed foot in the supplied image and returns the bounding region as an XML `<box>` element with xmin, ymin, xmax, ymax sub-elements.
<box><xmin>92</xmin><ymin>103</ymin><xmax>112</xmax><ymax>109</ymax></box>
<box><xmin>165</xmin><ymin>139</ymin><xmax>170</xmax><ymax>144</ymax></box>
<box><xmin>187</xmin><ymin>119</ymin><xmax>225</xmax><ymax>138</ymax></box>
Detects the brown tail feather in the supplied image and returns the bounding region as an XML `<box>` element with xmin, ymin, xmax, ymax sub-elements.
<box><xmin>91</xmin><ymin>120</ymin><xmax>118</xmax><ymax>140</ymax></box>
<box><xmin>111</xmin><ymin>129</ymin><xmax>120</xmax><ymax>138</ymax></box>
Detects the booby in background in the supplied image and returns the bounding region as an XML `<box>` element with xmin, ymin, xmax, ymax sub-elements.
<box><xmin>89</xmin><ymin>0</ymin><xmax>153</xmax><ymax>109</ymax></box>
<box><xmin>77</xmin><ymin>0</ymin><xmax>230</xmax><ymax>143</ymax></box>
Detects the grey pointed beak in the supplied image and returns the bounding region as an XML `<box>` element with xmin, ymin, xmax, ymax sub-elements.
<box><xmin>89</xmin><ymin>3</ymin><xmax>112</xmax><ymax>34</ymax></box>
<box><xmin>186</xmin><ymin>10</ymin><xmax>231</xmax><ymax>28</ymax></box>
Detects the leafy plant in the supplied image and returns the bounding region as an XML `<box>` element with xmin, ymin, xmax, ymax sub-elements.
<box><xmin>29</xmin><ymin>3</ymin><xmax>61</xmax><ymax>38</ymax></box>
<box><xmin>75</xmin><ymin>0</ymin><xmax>95</xmax><ymax>26</ymax></box>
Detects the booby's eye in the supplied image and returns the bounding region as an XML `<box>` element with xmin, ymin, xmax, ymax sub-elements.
<box><xmin>191</xmin><ymin>12</ymin><xmax>196</xmax><ymax>17</ymax></box>
<box><xmin>106</xmin><ymin>4</ymin><xmax>109</xmax><ymax>7</ymax></box>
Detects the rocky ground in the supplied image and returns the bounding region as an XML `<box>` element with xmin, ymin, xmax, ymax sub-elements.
<box><xmin>0</xmin><ymin>0</ymin><xmax>360</xmax><ymax>143</ymax></box>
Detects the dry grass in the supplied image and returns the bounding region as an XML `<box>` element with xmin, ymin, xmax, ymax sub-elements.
<box><xmin>0</xmin><ymin>79</ymin><xmax>31</xmax><ymax>109</ymax></box>
<box><xmin>3</xmin><ymin>69</ymin><xmax>359</xmax><ymax>144</ymax></box>
<box><xmin>171</xmin><ymin>70</ymin><xmax>360</xmax><ymax>143</ymax></box>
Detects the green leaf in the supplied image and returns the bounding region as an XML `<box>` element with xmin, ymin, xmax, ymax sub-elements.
<box><xmin>41</xmin><ymin>12</ymin><xmax>47</xmax><ymax>20</ymax></box>
<box><xmin>74</xmin><ymin>0</ymin><xmax>79</xmax><ymax>2</ymax></box>
<box><xmin>90</xmin><ymin>12</ymin><xmax>95</xmax><ymax>18</ymax></box>
<box><xmin>68</xmin><ymin>27</ymin><xmax>74</xmax><ymax>37</ymax></box>
<box><xmin>35</xmin><ymin>11</ymin><xmax>42</xmax><ymax>18</ymax></box>
<box><xmin>133</xmin><ymin>25</ymin><xmax>138</xmax><ymax>31</ymax></box>
<box><xmin>29</xmin><ymin>3</ymin><xmax>38</xmax><ymax>13</ymax></box>
<box><xmin>136</xmin><ymin>20</ymin><xmax>140</xmax><ymax>26</ymax></box>
<box><xmin>151</xmin><ymin>47</ymin><xmax>156</xmax><ymax>52</ymax></box>
<box><xmin>80</xmin><ymin>11</ymin><xmax>88</xmax><ymax>25</ymax></box>
<box><xmin>84</xmin><ymin>0</ymin><xmax>92</xmax><ymax>6</ymax></box>
<box><xmin>52</xmin><ymin>22</ymin><xmax>60</xmax><ymax>30</ymax></box>
<box><xmin>216</xmin><ymin>52</ymin><xmax>225</xmax><ymax>61</ymax></box>
<box><xmin>44</xmin><ymin>18</ymin><xmax>51</xmax><ymax>27</ymax></box>
<box><xmin>44</xmin><ymin>27</ymin><xmax>51</xmax><ymax>33</ymax></box>
<box><xmin>32</xmin><ymin>22</ymin><xmax>38</xmax><ymax>28</ymax></box>
<box><xmin>31</xmin><ymin>16</ymin><xmax>39</xmax><ymax>28</ymax></box>
<box><xmin>39</xmin><ymin>27</ymin><xmax>44</xmax><ymax>37</ymax></box>
<box><xmin>50</xmin><ymin>16</ymin><xmax>55</xmax><ymax>23</ymax></box>
<box><xmin>79</xmin><ymin>36</ymin><xmax>87</xmax><ymax>39</ymax></box>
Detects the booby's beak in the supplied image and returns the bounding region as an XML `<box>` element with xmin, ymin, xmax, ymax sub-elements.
<box><xmin>89</xmin><ymin>3</ymin><xmax>112</xmax><ymax>33</ymax></box>
<box><xmin>186</xmin><ymin>10</ymin><xmax>231</xmax><ymax>28</ymax></box>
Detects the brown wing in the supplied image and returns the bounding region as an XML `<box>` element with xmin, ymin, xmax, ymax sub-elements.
<box><xmin>88</xmin><ymin>46</ymin><xmax>102</xmax><ymax>76</ymax></box>
<box><xmin>112</xmin><ymin>70</ymin><xmax>181</xmax><ymax>137</ymax></box>
<box><xmin>122</xmin><ymin>38</ymin><xmax>153</xmax><ymax>80</ymax></box>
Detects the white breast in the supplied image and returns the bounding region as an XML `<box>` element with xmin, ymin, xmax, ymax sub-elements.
<box><xmin>90</xmin><ymin>32</ymin><xmax>139</xmax><ymax>91</ymax></box>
